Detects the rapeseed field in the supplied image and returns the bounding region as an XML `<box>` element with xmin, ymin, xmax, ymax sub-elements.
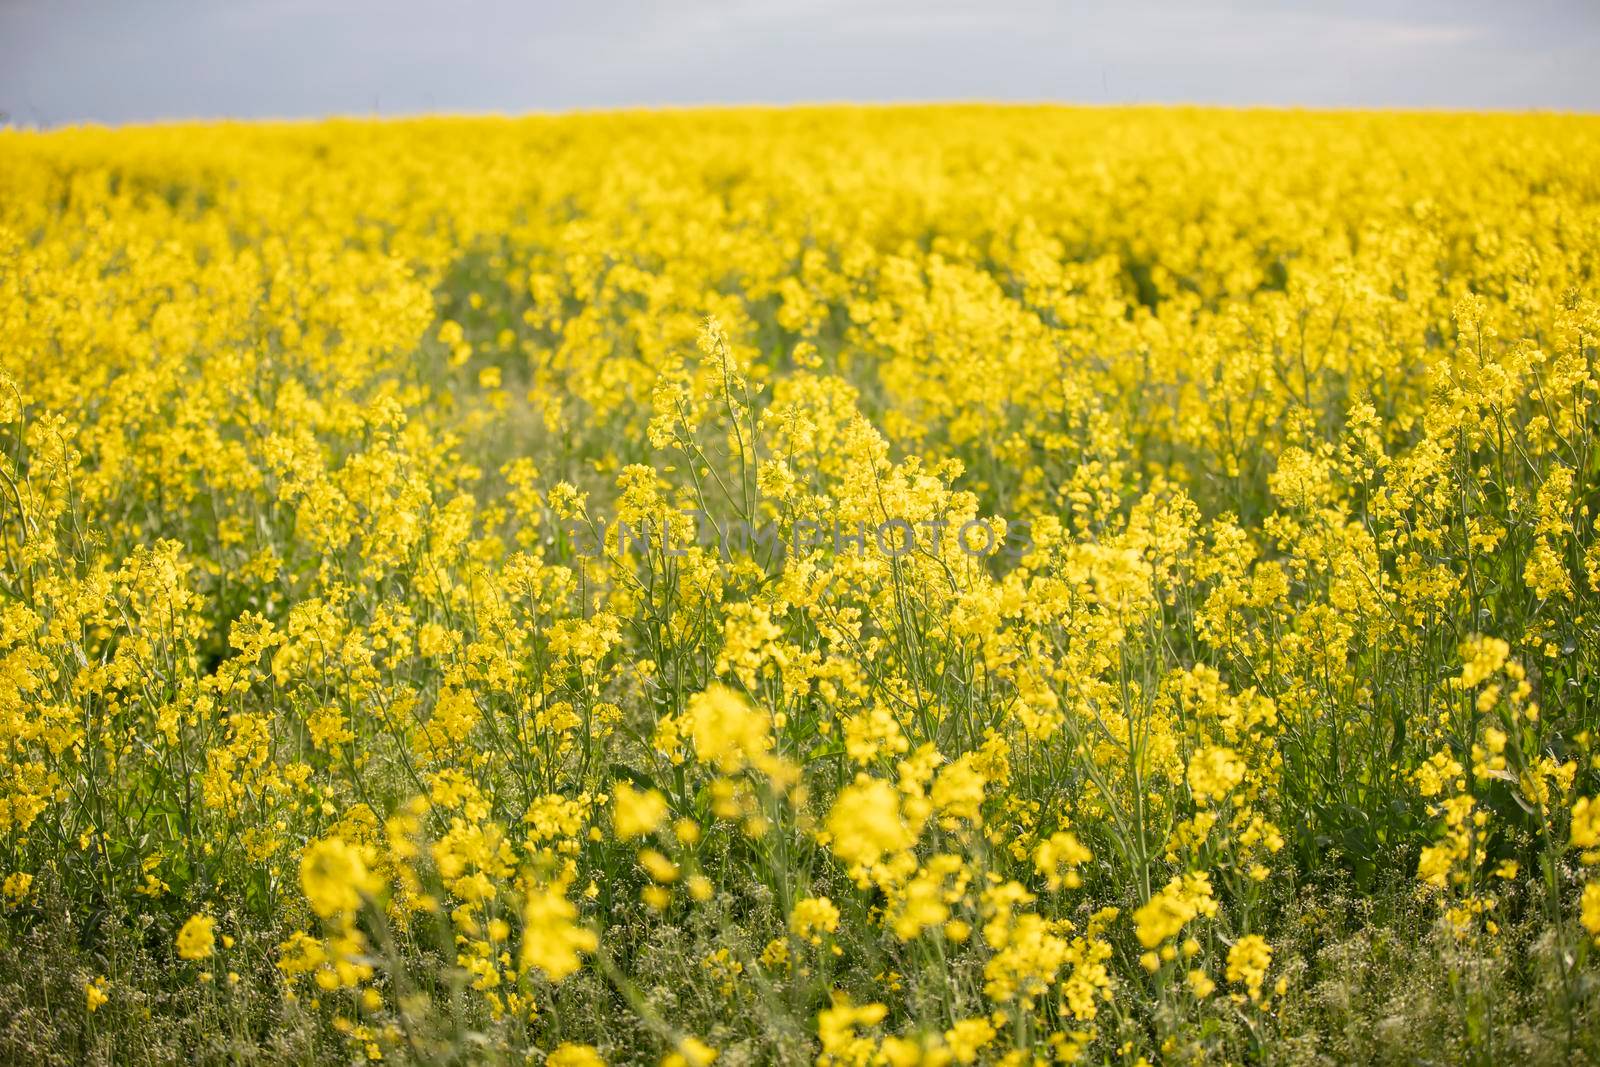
<box><xmin>1</xmin><ymin>106</ymin><xmax>1600</xmax><ymax>1064</ymax></box>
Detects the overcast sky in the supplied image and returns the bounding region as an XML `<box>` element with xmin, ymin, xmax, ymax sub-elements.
<box><xmin>1</xmin><ymin>0</ymin><xmax>1597</xmax><ymax>127</ymax></box>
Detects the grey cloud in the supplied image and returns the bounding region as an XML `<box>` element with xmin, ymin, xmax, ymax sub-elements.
<box><xmin>0</xmin><ymin>0</ymin><xmax>1595</xmax><ymax>127</ymax></box>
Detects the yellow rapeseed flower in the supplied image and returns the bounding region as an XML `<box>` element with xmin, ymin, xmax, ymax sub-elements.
<box><xmin>176</xmin><ymin>914</ymin><xmax>216</xmax><ymax>961</ymax></box>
